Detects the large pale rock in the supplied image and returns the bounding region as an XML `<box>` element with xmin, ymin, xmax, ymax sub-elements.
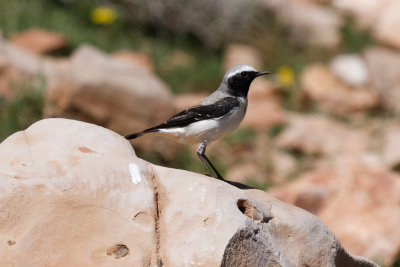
<box><xmin>270</xmin><ymin>156</ymin><xmax>400</xmax><ymax>266</ymax></box>
<box><xmin>364</xmin><ymin>47</ymin><xmax>400</xmax><ymax>113</ymax></box>
<box><xmin>277</xmin><ymin>114</ymin><xmax>370</xmax><ymax>156</ymax></box>
<box><xmin>301</xmin><ymin>64</ymin><xmax>379</xmax><ymax>114</ymax></box>
<box><xmin>10</xmin><ymin>28</ymin><xmax>67</xmax><ymax>55</ymax></box>
<box><xmin>0</xmin><ymin>118</ymin><xmax>377</xmax><ymax>266</ymax></box>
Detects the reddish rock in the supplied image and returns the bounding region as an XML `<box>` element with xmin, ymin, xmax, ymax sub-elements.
<box><xmin>10</xmin><ymin>28</ymin><xmax>67</xmax><ymax>55</ymax></box>
<box><xmin>112</xmin><ymin>50</ymin><xmax>154</xmax><ymax>72</ymax></box>
<box><xmin>44</xmin><ymin>45</ymin><xmax>175</xmax><ymax>135</ymax></box>
<box><xmin>0</xmin><ymin>118</ymin><xmax>378</xmax><ymax>266</ymax></box>
<box><xmin>382</xmin><ymin>123</ymin><xmax>400</xmax><ymax>168</ymax></box>
<box><xmin>270</xmin><ymin>156</ymin><xmax>400</xmax><ymax>265</ymax></box>
<box><xmin>227</xmin><ymin>150</ymin><xmax>296</xmax><ymax>185</ymax></box>
<box><xmin>224</xmin><ymin>44</ymin><xmax>263</xmax><ymax>71</ymax></box>
<box><xmin>242</xmin><ymin>79</ymin><xmax>287</xmax><ymax>129</ymax></box>
<box><xmin>372</xmin><ymin>0</ymin><xmax>400</xmax><ymax>49</ymax></box>
<box><xmin>364</xmin><ymin>46</ymin><xmax>400</xmax><ymax>113</ymax></box>
<box><xmin>301</xmin><ymin>64</ymin><xmax>379</xmax><ymax>114</ymax></box>
<box><xmin>277</xmin><ymin>114</ymin><xmax>370</xmax><ymax>156</ymax></box>
<box><xmin>0</xmin><ymin>33</ymin><xmax>69</xmax><ymax>98</ymax></box>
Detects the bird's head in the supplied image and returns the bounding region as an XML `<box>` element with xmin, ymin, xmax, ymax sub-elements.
<box><xmin>222</xmin><ymin>64</ymin><xmax>270</xmax><ymax>97</ymax></box>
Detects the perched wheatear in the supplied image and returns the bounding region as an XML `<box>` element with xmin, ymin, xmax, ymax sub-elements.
<box><xmin>125</xmin><ymin>64</ymin><xmax>270</xmax><ymax>180</ymax></box>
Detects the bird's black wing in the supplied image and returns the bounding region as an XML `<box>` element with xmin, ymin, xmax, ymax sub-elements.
<box><xmin>154</xmin><ymin>97</ymin><xmax>240</xmax><ymax>129</ymax></box>
<box><xmin>125</xmin><ymin>97</ymin><xmax>240</xmax><ymax>139</ymax></box>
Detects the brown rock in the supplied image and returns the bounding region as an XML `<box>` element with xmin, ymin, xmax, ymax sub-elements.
<box><xmin>270</xmin><ymin>156</ymin><xmax>400</xmax><ymax>265</ymax></box>
<box><xmin>382</xmin><ymin>123</ymin><xmax>400</xmax><ymax>168</ymax></box>
<box><xmin>364</xmin><ymin>46</ymin><xmax>400</xmax><ymax>113</ymax></box>
<box><xmin>166</xmin><ymin>50</ymin><xmax>195</xmax><ymax>69</ymax></box>
<box><xmin>372</xmin><ymin>0</ymin><xmax>400</xmax><ymax>49</ymax></box>
<box><xmin>301</xmin><ymin>64</ymin><xmax>379</xmax><ymax>114</ymax></box>
<box><xmin>0</xmin><ymin>118</ymin><xmax>377</xmax><ymax>266</ymax></box>
<box><xmin>277</xmin><ymin>114</ymin><xmax>370</xmax><ymax>156</ymax></box>
<box><xmin>227</xmin><ymin>150</ymin><xmax>296</xmax><ymax>185</ymax></box>
<box><xmin>10</xmin><ymin>28</ymin><xmax>67</xmax><ymax>55</ymax></box>
<box><xmin>0</xmin><ymin>37</ymin><xmax>175</xmax><ymax>136</ymax></box>
<box><xmin>0</xmin><ymin>34</ymin><xmax>69</xmax><ymax>98</ymax></box>
<box><xmin>224</xmin><ymin>44</ymin><xmax>263</xmax><ymax>70</ymax></box>
<box><xmin>242</xmin><ymin>79</ymin><xmax>287</xmax><ymax>129</ymax></box>
<box><xmin>44</xmin><ymin>44</ymin><xmax>176</xmax><ymax>135</ymax></box>
<box><xmin>112</xmin><ymin>50</ymin><xmax>154</xmax><ymax>72</ymax></box>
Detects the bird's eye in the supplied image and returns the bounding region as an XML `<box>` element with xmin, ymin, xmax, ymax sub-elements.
<box><xmin>242</xmin><ymin>72</ymin><xmax>249</xmax><ymax>79</ymax></box>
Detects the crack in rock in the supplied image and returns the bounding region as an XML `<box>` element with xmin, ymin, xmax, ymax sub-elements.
<box><xmin>150</xmin><ymin>168</ymin><xmax>163</xmax><ymax>267</ymax></box>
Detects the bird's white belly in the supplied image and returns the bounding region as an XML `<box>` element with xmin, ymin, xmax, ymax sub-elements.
<box><xmin>159</xmin><ymin>103</ymin><xmax>247</xmax><ymax>144</ymax></box>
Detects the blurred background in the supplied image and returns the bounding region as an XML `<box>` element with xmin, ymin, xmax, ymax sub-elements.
<box><xmin>1</xmin><ymin>0</ymin><xmax>400</xmax><ymax>265</ymax></box>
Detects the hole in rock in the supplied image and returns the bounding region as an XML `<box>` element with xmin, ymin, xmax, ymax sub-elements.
<box><xmin>237</xmin><ymin>199</ymin><xmax>254</xmax><ymax>219</ymax></box>
<box><xmin>107</xmin><ymin>244</ymin><xmax>129</xmax><ymax>258</ymax></box>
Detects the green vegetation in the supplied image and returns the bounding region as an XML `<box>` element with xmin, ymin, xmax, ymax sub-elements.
<box><xmin>224</xmin><ymin>127</ymin><xmax>257</xmax><ymax>145</ymax></box>
<box><xmin>340</xmin><ymin>18</ymin><xmax>375</xmax><ymax>53</ymax></box>
<box><xmin>0</xmin><ymin>84</ymin><xmax>44</xmax><ymax>141</ymax></box>
<box><xmin>0</xmin><ymin>0</ymin><xmax>223</xmax><ymax>94</ymax></box>
<box><xmin>244</xmin><ymin>179</ymin><xmax>273</xmax><ymax>191</ymax></box>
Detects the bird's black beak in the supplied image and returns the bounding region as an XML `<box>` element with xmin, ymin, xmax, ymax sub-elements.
<box><xmin>255</xmin><ymin>71</ymin><xmax>271</xmax><ymax>77</ymax></box>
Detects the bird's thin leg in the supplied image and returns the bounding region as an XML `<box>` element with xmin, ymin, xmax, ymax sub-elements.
<box><xmin>202</xmin><ymin>154</ymin><xmax>224</xmax><ymax>180</ymax></box>
<box><xmin>196</xmin><ymin>140</ymin><xmax>224</xmax><ymax>180</ymax></box>
<box><xmin>197</xmin><ymin>140</ymin><xmax>214</xmax><ymax>177</ymax></box>
<box><xmin>199</xmin><ymin>154</ymin><xmax>214</xmax><ymax>177</ymax></box>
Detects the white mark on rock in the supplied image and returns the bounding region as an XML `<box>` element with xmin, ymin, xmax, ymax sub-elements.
<box><xmin>129</xmin><ymin>163</ymin><xmax>142</xmax><ymax>184</ymax></box>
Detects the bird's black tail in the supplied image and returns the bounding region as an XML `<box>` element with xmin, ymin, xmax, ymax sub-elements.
<box><xmin>125</xmin><ymin>132</ymin><xmax>143</xmax><ymax>140</ymax></box>
<box><xmin>124</xmin><ymin>128</ymin><xmax>159</xmax><ymax>140</ymax></box>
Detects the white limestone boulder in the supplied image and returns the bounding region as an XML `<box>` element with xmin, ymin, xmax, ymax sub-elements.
<box><xmin>0</xmin><ymin>119</ymin><xmax>378</xmax><ymax>266</ymax></box>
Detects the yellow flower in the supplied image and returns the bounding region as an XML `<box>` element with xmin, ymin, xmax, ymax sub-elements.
<box><xmin>91</xmin><ymin>6</ymin><xmax>117</xmax><ymax>25</ymax></box>
<box><xmin>277</xmin><ymin>65</ymin><xmax>294</xmax><ymax>87</ymax></box>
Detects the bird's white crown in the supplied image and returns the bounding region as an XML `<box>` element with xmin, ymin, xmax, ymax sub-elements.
<box><xmin>224</xmin><ymin>64</ymin><xmax>257</xmax><ymax>80</ymax></box>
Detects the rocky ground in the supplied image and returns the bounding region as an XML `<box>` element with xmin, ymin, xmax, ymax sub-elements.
<box><xmin>1</xmin><ymin>0</ymin><xmax>400</xmax><ymax>265</ymax></box>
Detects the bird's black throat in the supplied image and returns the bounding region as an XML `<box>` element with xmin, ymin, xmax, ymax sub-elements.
<box><xmin>227</xmin><ymin>76</ymin><xmax>255</xmax><ymax>98</ymax></box>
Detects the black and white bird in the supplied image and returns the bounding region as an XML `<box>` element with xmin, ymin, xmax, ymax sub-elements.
<box><xmin>125</xmin><ymin>64</ymin><xmax>270</xmax><ymax>180</ymax></box>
